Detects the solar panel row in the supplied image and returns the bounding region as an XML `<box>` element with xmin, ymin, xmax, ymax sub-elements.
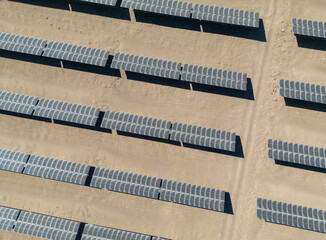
<box><xmin>159</xmin><ymin>179</ymin><xmax>225</xmax><ymax>212</ymax></box>
<box><xmin>100</xmin><ymin>110</ymin><xmax>236</xmax><ymax>152</ymax></box>
<box><xmin>33</xmin><ymin>98</ymin><xmax>101</xmax><ymax>126</ymax></box>
<box><xmin>0</xmin><ymin>206</ymin><xmax>20</xmax><ymax>231</ymax></box>
<box><xmin>0</xmin><ymin>147</ymin><xmax>228</xmax><ymax>213</ymax></box>
<box><xmin>292</xmin><ymin>18</ymin><xmax>326</xmax><ymax>39</ymax></box>
<box><xmin>100</xmin><ymin>110</ymin><xmax>172</xmax><ymax>139</ymax></box>
<box><xmin>82</xmin><ymin>224</ymin><xmax>152</xmax><ymax>240</ymax></box>
<box><xmin>90</xmin><ymin>167</ymin><xmax>161</xmax><ymax>199</ymax></box>
<box><xmin>192</xmin><ymin>4</ymin><xmax>259</xmax><ymax>28</ymax></box>
<box><xmin>170</xmin><ymin>122</ymin><xmax>236</xmax><ymax>152</ymax></box>
<box><xmin>121</xmin><ymin>0</ymin><xmax>192</xmax><ymax>18</ymax></box>
<box><xmin>0</xmin><ymin>205</ymin><xmax>170</xmax><ymax>240</ymax></box>
<box><xmin>268</xmin><ymin>139</ymin><xmax>326</xmax><ymax>169</ymax></box>
<box><xmin>111</xmin><ymin>52</ymin><xmax>248</xmax><ymax>91</ymax></box>
<box><xmin>0</xmin><ymin>32</ymin><xmax>47</xmax><ymax>56</ymax></box>
<box><xmin>257</xmin><ymin>198</ymin><xmax>326</xmax><ymax>233</ymax></box>
<box><xmin>14</xmin><ymin>211</ymin><xmax>80</xmax><ymax>240</ymax></box>
<box><xmin>0</xmin><ymin>148</ymin><xmax>29</xmax><ymax>173</ymax></box>
<box><xmin>111</xmin><ymin>52</ymin><xmax>182</xmax><ymax>80</ymax></box>
<box><xmin>0</xmin><ymin>90</ymin><xmax>38</xmax><ymax>115</ymax></box>
<box><xmin>24</xmin><ymin>155</ymin><xmax>90</xmax><ymax>185</ymax></box>
<box><xmin>75</xmin><ymin>0</ymin><xmax>118</xmax><ymax>6</ymax></box>
<box><xmin>43</xmin><ymin>41</ymin><xmax>110</xmax><ymax>67</ymax></box>
<box><xmin>279</xmin><ymin>79</ymin><xmax>326</xmax><ymax>104</ymax></box>
<box><xmin>181</xmin><ymin>64</ymin><xmax>247</xmax><ymax>91</ymax></box>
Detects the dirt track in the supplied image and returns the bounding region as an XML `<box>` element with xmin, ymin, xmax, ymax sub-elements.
<box><xmin>0</xmin><ymin>0</ymin><xmax>325</xmax><ymax>239</ymax></box>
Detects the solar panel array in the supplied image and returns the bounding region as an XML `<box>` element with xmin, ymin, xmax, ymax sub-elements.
<box><xmin>257</xmin><ymin>198</ymin><xmax>326</xmax><ymax>234</ymax></box>
<box><xmin>170</xmin><ymin>122</ymin><xmax>236</xmax><ymax>152</ymax></box>
<box><xmin>90</xmin><ymin>167</ymin><xmax>161</xmax><ymax>199</ymax></box>
<box><xmin>43</xmin><ymin>41</ymin><xmax>110</xmax><ymax>67</ymax></box>
<box><xmin>192</xmin><ymin>5</ymin><xmax>259</xmax><ymax>28</ymax></box>
<box><xmin>14</xmin><ymin>211</ymin><xmax>80</xmax><ymax>240</ymax></box>
<box><xmin>159</xmin><ymin>179</ymin><xmax>225</xmax><ymax>212</ymax></box>
<box><xmin>111</xmin><ymin>52</ymin><xmax>182</xmax><ymax>80</ymax></box>
<box><xmin>121</xmin><ymin>0</ymin><xmax>192</xmax><ymax>18</ymax></box>
<box><xmin>0</xmin><ymin>32</ymin><xmax>47</xmax><ymax>56</ymax></box>
<box><xmin>267</xmin><ymin>139</ymin><xmax>326</xmax><ymax>169</ymax></box>
<box><xmin>279</xmin><ymin>79</ymin><xmax>326</xmax><ymax>104</ymax></box>
<box><xmin>0</xmin><ymin>206</ymin><xmax>20</xmax><ymax>231</ymax></box>
<box><xmin>81</xmin><ymin>224</ymin><xmax>152</xmax><ymax>240</ymax></box>
<box><xmin>23</xmin><ymin>155</ymin><xmax>90</xmax><ymax>185</ymax></box>
<box><xmin>100</xmin><ymin>110</ymin><xmax>172</xmax><ymax>139</ymax></box>
<box><xmin>292</xmin><ymin>18</ymin><xmax>326</xmax><ymax>39</ymax></box>
<box><xmin>76</xmin><ymin>0</ymin><xmax>118</xmax><ymax>6</ymax></box>
<box><xmin>0</xmin><ymin>148</ymin><xmax>29</xmax><ymax>173</ymax></box>
<box><xmin>0</xmin><ymin>91</ymin><xmax>38</xmax><ymax>115</ymax></box>
<box><xmin>181</xmin><ymin>64</ymin><xmax>247</xmax><ymax>91</ymax></box>
<box><xmin>33</xmin><ymin>98</ymin><xmax>100</xmax><ymax>126</ymax></box>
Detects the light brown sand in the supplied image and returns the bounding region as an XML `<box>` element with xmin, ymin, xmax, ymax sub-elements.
<box><xmin>0</xmin><ymin>0</ymin><xmax>325</xmax><ymax>239</ymax></box>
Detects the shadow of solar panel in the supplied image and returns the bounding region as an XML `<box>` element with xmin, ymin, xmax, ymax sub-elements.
<box><xmin>0</xmin><ymin>148</ymin><xmax>29</xmax><ymax>173</ymax></box>
<box><xmin>33</xmin><ymin>98</ymin><xmax>100</xmax><ymax>126</ymax></box>
<box><xmin>0</xmin><ymin>91</ymin><xmax>38</xmax><ymax>115</ymax></box>
<box><xmin>192</xmin><ymin>5</ymin><xmax>259</xmax><ymax>28</ymax></box>
<box><xmin>257</xmin><ymin>198</ymin><xmax>326</xmax><ymax>233</ymax></box>
<box><xmin>0</xmin><ymin>32</ymin><xmax>47</xmax><ymax>56</ymax></box>
<box><xmin>181</xmin><ymin>64</ymin><xmax>247</xmax><ymax>91</ymax></box>
<box><xmin>159</xmin><ymin>179</ymin><xmax>225</xmax><ymax>212</ymax></box>
<box><xmin>292</xmin><ymin>18</ymin><xmax>326</xmax><ymax>39</ymax></box>
<box><xmin>100</xmin><ymin>110</ymin><xmax>172</xmax><ymax>139</ymax></box>
<box><xmin>90</xmin><ymin>167</ymin><xmax>161</xmax><ymax>199</ymax></box>
<box><xmin>170</xmin><ymin>122</ymin><xmax>236</xmax><ymax>152</ymax></box>
<box><xmin>121</xmin><ymin>0</ymin><xmax>192</xmax><ymax>18</ymax></box>
<box><xmin>151</xmin><ymin>237</ymin><xmax>171</xmax><ymax>240</ymax></box>
<box><xmin>279</xmin><ymin>79</ymin><xmax>326</xmax><ymax>105</ymax></box>
<box><xmin>111</xmin><ymin>52</ymin><xmax>182</xmax><ymax>80</ymax></box>
<box><xmin>0</xmin><ymin>206</ymin><xmax>20</xmax><ymax>232</ymax></box>
<box><xmin>43</xmin><ymin>41</ymin><xmax>110</xmax><ymax>67</ymax></box>
<box><xmin>267</xmin><ymin>139</ymin><xmax>326</xmax><ymax>169</ymax></box>
<box><xmin>14</xmin><ymin>211</ymin><xmax>80</xmax><ymax>239</ymax></box>
<box><xmin>76</xmin><ymin>0</ymin><xmax>118</xmax><ymax>6</ymax></box>
<box><xmin>82</xmin><ymin>224</ymin><xmax>152</xmax><ymax>240</ymax></box>
<box><xmin>23</xmin><ymin>155</ymin><xmax>90</xmax><ymax>185</ymax></box>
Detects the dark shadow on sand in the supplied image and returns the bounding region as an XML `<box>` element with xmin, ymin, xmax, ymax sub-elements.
<box><xmin>275</xmin><ymin>160</ymin><xmax>326</xmax><ymax>174</ymax></box>
<box><xmin>284</xmin><ymin>98</ymin><xmax>326</xmax><ymax>113</ymax></box>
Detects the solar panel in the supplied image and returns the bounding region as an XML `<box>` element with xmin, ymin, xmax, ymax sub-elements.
<box><xmin>257</xmin><ymin>198</ymin><xmax>326</xmax><ymax>233</ymax></box>
<box><xmin>111</xmin><ymin>52</ymin><xmax>182</xmax><ymax>80</ymax></box>
<box><xmin>292</xmin><ymin>18</ymin><xmax>326</xmax><ymax>39</ymax></box>
<box><xmin>33</xmin><ymin>98</ymin><xmax>100</xmax><ymax>126</ymax></box>
<box><xmin>170</xmin><ymin>122</ymin><xmax>236</xmax><ymax>152</ymax></box>
<box><xmin>181</xmin><ymin>64</ymin><xmax>247</xmax><ymax>91</ymax></box>
<box><xmin>43</xmin><ymin>41</ymin><xmax>110</xmax><ymax>67</ymax></box>
<box><xmin>100</xmin><ymin>110</ymin><xmax>172</xmax><ymax>139</ymax></box>
<box><xmin>159</xmin><ymin>179</ymin><xmax>226</xmax><ymax>212</ymax></box>
<box><xmin>192</xmin><ymin>5</ymin><xmax>259</xmax><ymax>28</ymax></box>
<box><xmin>121</xmin><ymin>0</ymin><xmax>192</xmax><ymax>18</ymax></box>
<box><xmin>268</xmin><ymin>139</ymin><xmax>326</xmax><ymax>169</ymax></box>
<box><xmin>90</xmin><ymin>167</ymin><xmax>162</xmax><ymax>199</ymax></box>
<box><xmin>14</xmin><ymin>211</ymin><xmax>80</xmax><ymax>239</ymax></box>
<box><xmin>81</xmin><ymin>224</ymin><xmax>152</xmax><ymax>240</ymax></box>
<box><xmin>23</xmin><ymin>155</ymin><xmax>90</xmax><ymax>185</ymax></box>
<box><xmin>0</xmin><ymin>90</ymin><xmax>38</xmax><ymax>115</ymax></box>
<box><xmin>279</xmin><ymin>79</ymin><xmax>326</xmax><ymax>105</ymax></box>
<box><xmin>0</xmin><ymin>32</ymin><xmax>47</xmax><ymax>56</ymax></box>
<box><xmin>0</xmin><ymin>206</ymin><xmax>20</xmax><ymax>232</ymax></box>
<box><xmin>0</xmin><ymin>148</ymin><xmax>29</xmax><ymax>173</ymax></box>
<box><xmin>75</xmin><ymin>0</ymin><xmax>118</xmax><ymax>6</ymax></box>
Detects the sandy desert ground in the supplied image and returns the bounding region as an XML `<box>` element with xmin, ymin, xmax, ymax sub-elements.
<box><xmin>0</xmin><ymin>0</ymin><xmax>325</xmax><ymax>239</ymax></box>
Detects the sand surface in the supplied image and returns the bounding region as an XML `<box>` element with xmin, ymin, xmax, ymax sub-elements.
<box><xmin>0</xmin><ymin>0</ymin><xmax>325</xmax><ymax>239</ymax></box>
